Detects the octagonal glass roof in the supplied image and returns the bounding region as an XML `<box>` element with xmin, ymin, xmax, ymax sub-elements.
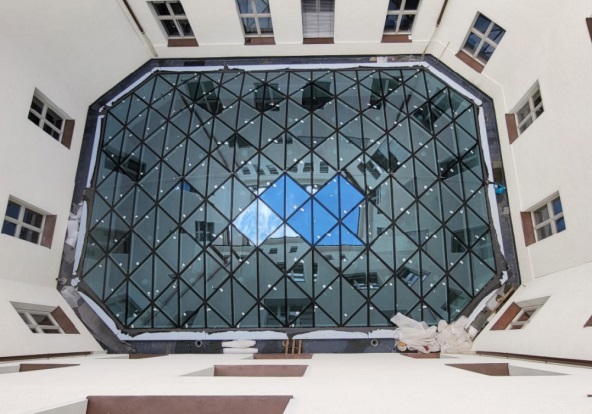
<box><xmin>81</xmin><ymin>67</ymin><xmax>497</xmax><ymax>330</ymax></box>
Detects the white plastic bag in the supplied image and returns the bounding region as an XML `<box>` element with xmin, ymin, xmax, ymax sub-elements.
<box><xmin>390</xmin><ymin>313</ymin><xmax>440</xmax><ymax>353</ymax></box>
<box><xmin>436</xmin><ymin>316</ymin><xmax>472</xmax><ymax>354</ymax></box>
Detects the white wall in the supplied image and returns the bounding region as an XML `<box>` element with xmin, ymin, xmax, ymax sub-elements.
<box><xmin>472</xmin><ymin>263</ymin><xmax>592</xmax><ymax>361</ymax></box>
<box><xmin>0</xmin><ymin>0</ymin><xmax>150</xmax><ymax>357</ymax></box>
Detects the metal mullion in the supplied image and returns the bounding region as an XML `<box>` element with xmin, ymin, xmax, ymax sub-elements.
<box><xmin>229</xmin><ymin>73</ymin><xmax>240</xmax><ymax>329</ymax></box>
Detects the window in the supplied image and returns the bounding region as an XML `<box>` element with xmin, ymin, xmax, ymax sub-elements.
<box><xmin>384</xmin><ymin>0</ymin><xmax>420</xmax><ymax>34</ymax></box>
<box><xmin>28</xmin><ymin>91</ymin><xmax>74</xmax><ymax>148</ymax></box>
<box><xmin>151</xmin><ymin>1</ymin><xmax>197</xmax><ymax>46</ymax></box>
<box><xmin>237</xmin><ymin>0</ymin><xmax>274</xmax><ymax>43</ymax></box>
<box><xmin>532</xmin><ymin>196</ymin><xmax>565</xmax><ymax>241</ymax></box>
<box><xmin>515</xmin><ymin>86</ymin><xmax>544</xmax><ymax>134</ymax></box>
<box><xmin>195</xmin><ymin>221</ymin><xmax>215</xmax><ymax>243</ymax></box>
<box><xmin>491</xmin><ymin>297</ymin><xmax>548</xmax><ymax>330</ymax></box>
<box><xmin>269</xmin><ymin>247</ymin><xmax>278</xmax><ymax>254</ymax></box>
<box><xmin>302</xmin><ymin>0</ymin><xmax>335</xmax><ymax>42</ymax></box>
<box><xmin>2</xmin><ymin>199</ymin><xmax>55</xmax><ymax>248</ymax></box>
<box><xmin>11</xmin><ymin>303</ymin><xmax>79</xmax><ymax>335</ymax></box>
<box><xmin>462</xmin><ymin>14</ymin><xmax>505</xmax><ymax>64</ymax></box>
<box><xmin>289</xmin><ymin>246</ymin><xmax>298</xmax><ymax>253</ymax></box>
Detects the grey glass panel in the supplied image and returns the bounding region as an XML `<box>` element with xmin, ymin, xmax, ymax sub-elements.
<box><xmin>474</xmin><ymin>14</ymin><xmax>491</xmax><ymax>33</ymax></box>
<box><xmin>83</xmin><ymin>67</ymin><xmax>497</xmax><ymax>329</ymax></box>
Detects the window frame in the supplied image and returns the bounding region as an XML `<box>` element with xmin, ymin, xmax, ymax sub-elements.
<box><xmin>2</xmin><ymin>198</ymin><xmax>46</xmax><ymax>246</ymax></box>
<box><xmin>515</xmin><ymin>86</ymin><xmax>544</xmax><ymax>134</ymax></box>
<box><xmin>14</xmin><ymin>306</ymin><xmax>64</xmax><ymax>334</ymax></box>
<box><xmin>28</xmin><ymin>89</ymin><xmax>74</xmax><ymax>148</ymax></box>
<box><xmin>236</xmin><ymin>0</ymin><xmax>274</xmax><ymax>38</ymax></box>
<box><xmin>461</xmin><ymin>13</ymin><xmax>505</xmax><ymax>65</ymax></box>
<box><xmin>531</xmin><ymin>196</ymin><xmax>565</xmax><ymax>242</ymax></box>
<box><xmin>150</xmin><ymin>1</ymin><xmax>195</xmax><ymax>39</ymax></box>
<box><xmin>384</xmin><ymin>0</ymin><xmax>420</xmax><ymax>35</ymax></box>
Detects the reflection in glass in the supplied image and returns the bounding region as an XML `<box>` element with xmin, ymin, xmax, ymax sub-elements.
<box><xmin>82</xmin><ymin>67</ymin><xmax>497</xmax><ymax>329</ymax></box>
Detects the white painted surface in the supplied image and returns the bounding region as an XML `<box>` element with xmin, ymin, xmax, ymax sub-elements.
<box><xmin>0</xmin><ymin>353</ymin><xmax>591</xmax><ymax>414</ymax></box>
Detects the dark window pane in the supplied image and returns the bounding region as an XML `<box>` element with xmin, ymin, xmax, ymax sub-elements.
<box><xmin>19</xmin><ymin>227</ymin><xmax>40</xmax><ymax>243</ymax></box>
<box><xmin>45</xmin><ymin>108</ymin><xmax>63</xmax><ymax>129</ymax></box>
<box><xmin>2</xmin><ymin>221</ymin><xmax>17</xmax><ymax>236</ymax></box>
<box><xmin>179</xmin><ymin>19</ymin><xmax>194</xmax><ymax>36</ymax></box>
<box><xmin>153</xmin><ymin>2</ymin><xmax>170</xmax><ymax>16</ymax></box>
<box><xmin>30</xmin><ymin>96</ymin><xmax>44</xmax><ymax>114</ymax></box>
<box><xmin>23</xmin><ymin>209</ymin><xmax>43</xmax><ymax>227</ymax></box>
<box><xmin>399</xmin><ymin>14</ymin><xmax>415</xmax><ymax>31</ymax></box>
<box><xmin>405</xmin><ymin>0</ymin><xmax>420</xmax><ymax>10</ymax></box>
<box><xmin>474</xmin><ymin>14</ymin><xmax>491</xmax><ymax>33</ymax></box>
<box><xmin>388</xmin><ymin>0</ymin><xmax>401</xmax><ymax>11</ymax></box>
<box><xmin>161</xmin><ymin>20</ymin><xmax>179</xmax><ymax>36</ymax></box>
<box><xmin>489</xmin><ymin>24</ymin><xmax>505</xmax><ymax>42</ymax></box>
<box><xmin>5</xmin><ymin>202</ymin><xmax>21</xmax><ymax>219</ymax></box>
<box><xmin>478</xmin><ymin>43</ymin><xmax>495</xmax><ymax>61</ymax></box>
<box><xmin>552</xmin><ymin>198</ymin><xmax>562</xmax><ymax>214</ymax></box>
<box><xmin>556</xmin><ymin>217</ymin><xmax>566</xmax><ymax>233</ymax></box>
<box><xmin>536</xmin><ymin>224</ymin><xmax>552</xmax><ymax>241</ymax></box>
<box><xmin>28</xmin><ymin>112</ymin><xmax>41</xmax><ymax>125</ymax></box>
<box><xmin>535</xmin><ymin>106</ymin><xmax>544</xmax><ymax>118</ymax></box>
<box><xmin>320</xmin><ymin>0</ymin><xmax>334</xmax><ymax>12</ymax></box>
<box><xmin>384</xmin><ymin>15</ymin><xmax>398</xmax><ymax>31</ymax></box>
<box><xmin>169</xmin><ymin>2</ymin><xmax>185</xmax><ymax>15</ymax></box>
<box><xmin>464</xmin><ymin>33</ymin><xmax>481</xmax><ymax>53</ymax></box>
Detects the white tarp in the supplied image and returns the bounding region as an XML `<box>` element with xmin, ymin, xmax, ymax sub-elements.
<box><xmin>391</xmin><ymin>313</ymin><xmax>473</xmax><ymax>354</ymax></box>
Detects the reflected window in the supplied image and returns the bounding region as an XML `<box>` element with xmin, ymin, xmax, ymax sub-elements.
<box><xmin>195</xmin><ymin>221</ymin><xmax>215</xmax><ymax>243</ymax></box>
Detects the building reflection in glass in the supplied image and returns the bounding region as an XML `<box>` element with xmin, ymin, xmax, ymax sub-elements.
<box><xmin>82</xmin><ymin>68</ymin><xmax>496</xmax><ymax>330</ymax></box>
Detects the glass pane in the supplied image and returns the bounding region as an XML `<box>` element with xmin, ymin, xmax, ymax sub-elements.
<box><xmin>179</xmin><ymin>19</ymin><xmax>194</xmax><ymax>36</ymax></box>
<box><xmin>551</xmin><ymin>198</ymin><xmax>562</xmax><ymax>214</ymax></box>
<box><xmin>489</xmin><ymin>24</ymin><xmax>505</xmax><ymax>42</ymax></box>
<box><xmin>533</xmin><ymin>206</ymin><xmax>549</xmax><ymax>225</ymax></box>
<box><xmin>384</xmin><ymin>15</ymin><xmax>398</xmax><ymax>32</ymax></box>
<box><xmin>5</xmin><ymin>201</ymin><xmax>20</xmax><ymax>219</ymax></box>
<box><xmin>405</xmin><ymin>0</ymin><xmax>420</xmax><ymax>11</ymax></box>
<box><xmin>474</xmin><ymin>14</ymin><xmax>491</xmax><ymax>33</ymax></box>
<box><xmin>153</xmin><ymin>2</ymin><xmax>170</xmax><ymax>16</ymax></box>
<box><xmin>30</xmin><ymin>96</ymin><xmax>44</xmax><ymax>114</ymax></box>
<box><xmin>1</xmin><ymin>221</ymin><xmax>16</xmax><ymax>236</ymax></box>
<box><xmin>478</xmin><ymin>43</ymin><xmax>495</xmax><ymax>62</ymax></box>
<box><xmin>536</xmin><ymin>224</ymin><xmax>552</xmax><ymax>241</ymax></box>
<box><xmin>45</xmin><ymin>108</ymin><xmax>63</xmax><ymax>129</ymax></box>
<box><xmin>23</xmin><ymin>208</ymin><xmax>43</xmax><ymax>227</ymax></box>
<box><xmin>28</xmin><ymin>112</ymin><xmax>41</xmax><ymax>125</ymax></box>
<box><xmin>169</xmin><ymin>2</ymin><xmax>185</xmax><ymax>15</ymax></box>
<box><xmin>388</xmin><ymin>0</ymin><xmax>401</xmax><ymax>11</ymax></box>
<box><xmin>19</xmin><ymin>227</ymin><xmax>40</xmax><ymax>244</ymax></box>
<box><xmin>161</xmin><ymin>20</ymin><xmax>179</xmax><ymax>36</ymax></box>
<box><xmin>464</xmin><ymin>33</ymin><xmax>481</xmax><ymax>53</ymax></box>
<box><xmin>399</xmin><ymin>14</ymin><xmax>416</xmax><ymax>32</ymax></box>
<box><xmin>258</xmin><ymin>17</ymin><xmax>273</xmax><ymax>34</ymax></box>
<box><xmin>516</xmin><ymin>104</ymin><xmax>531</xmax><ymax>122</ymax></box>
<box><xmin>555</xmin><ymin>217</ymin><xmax>566</xmax><ymax>233</ymax></box>
<box><xmin>518</xmin><ymin>117</ymin><xmax>532</xmax><ymax>133</ymax></box>
<box><xmin>256</xmin><ymin>0</ymin><xmax>271</xmax><ymax>13</ymax></box>
<box><xmin>237</xmin><ymin>0</ymin><xmax>252</xmax><ymax>13</ymax></box>
<box><xmin>242</xmin><ymin>17</ymin><xmax>258</xmax><ymax>34</ymax></box>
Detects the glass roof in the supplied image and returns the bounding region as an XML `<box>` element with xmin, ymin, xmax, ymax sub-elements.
<box><xmin>81</xmin><ymin>67</ymin><xmax>497</xmax><ymax>330</ymax></box>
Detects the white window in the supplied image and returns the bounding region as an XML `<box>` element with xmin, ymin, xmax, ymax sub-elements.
<box><xmin>302</xmin><ymin>0</ymin><xmax>335</xmax><ymax>39</ymax></box>
<box><xmin>508</xmin><ymin>297</ymin><xmax>548</xmax><ymax>330</ymax></box>
<box><xmin>516</xmin><ymin>86</ymin><xmax>544</xmax><ymax>134</ymax></box>
<box><xmin>13</xmin><ymin>306</ymin><xmax>63</xmax><ymax>334</ymax></box>
<box><xmin>384</xmin><ymin>0</ymin><xmax>420</xmax><ymax>34</ymax></box>
<box><xmin>462</xmin><ymin>13</ymin><xmax>505</xmax><ymax>64</ymax></box>
<box><xmin>532</xmin><ymin>196</ymin><xmax>565</xmax><ymax>241</ymax></box>
<box><xmin>237</xmin><ymin>0</ymin><xmax>273</xmax><ymax>37</ymax></box>
<box><xmin>151</xmin><ymin>1</ymin><xmax>194</xmax><ymax>38</ymax></box>
<box><xmin>28</xmin><ymin>91</ymin><xmax>65</xmax><ymax>141</ymax></box>
<box><xmin>2</xmin><ymin>199</ymin><xmax>45</xmax><ymax>245</ymax></box>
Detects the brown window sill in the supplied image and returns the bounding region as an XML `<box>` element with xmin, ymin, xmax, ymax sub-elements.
<box><xmin>167</xmin><ymin>38</ymin><xmax>199</xmax><ymax>47</ymax></box>
<box><xmin>381</xmin><ymin>34</ymin><xmax>411</xmax><ymax>43</ymax></box>
<box><xmin>456</xmin><ymin>50</ymin><xmax>484</xmax><ymax>73</ymax></box>
<box><xmin>245</xmin><ymin>37</ymin><xmax>276</xmax><ymax>45</ymax></box>
<box><xmin>303</xmin><ymin>37</ymin><xmax>334</xmax><ymax>44</ymax></box>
